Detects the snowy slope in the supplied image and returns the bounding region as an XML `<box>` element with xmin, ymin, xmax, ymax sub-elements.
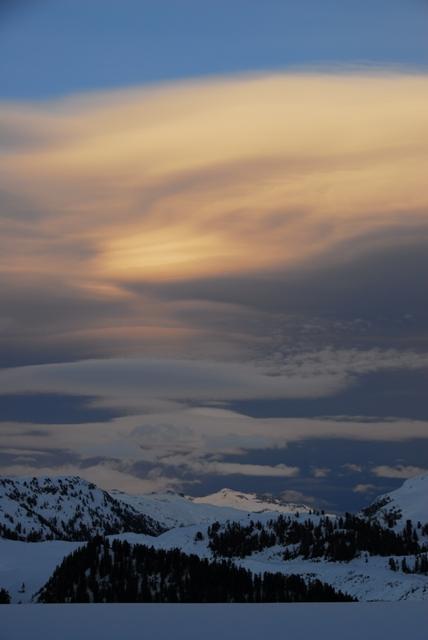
<box><xmin>109</xmin><ymin>487</ymin><xmax>309</xmax><ymax>529</ymax></box>
<box><xmin>109</xmin><ymin>489</ymin><xmax>250</xmax><ymax>529</ymax></box>
<box><xmin>0</xmin><ymin>537</ymin><xmax>82</xmax><ymax>603</ymax></box>
<box><xmin>363</xmin><ymin>475</ymin><xmax>428</xmax><ymax>531</ymax></box>
<box><xmin>110</xmin><ymin>510</ymin><xmax>322</xmax><ymax>559</ymax></box>
<box><xmin>239</xmin><ymin>549</ymin><xmax>428</xmax><ymax>602</ymax></box>
<box><xmin>111</xmin><ymin>518</ymin><xmax>428</xmax><ymax>602</ymax></box>
<box><xmin>0</xmin><ymin>476</ymin><xmax>162</xmax><ymax>541</ymax></box>
<box><xmin>193</xmin><ymin>488</ymin><xmax>313</xmax><ymax>515</ymax></box>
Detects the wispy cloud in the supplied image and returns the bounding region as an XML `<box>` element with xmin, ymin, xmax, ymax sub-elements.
<box><xmin>371</xmin><ymin>465</ymin><xmax>428</xmax><ymax>479</ymax></box>
<box><xmin>342</xmin><ymin>463</ymin><xmax>363</xmax><ymax>473</ymax></box>
<box><xmin>0</xmin><ymin>350</ymin><xmax>427</xmax><ymax>412</ymax></box>
<box><xmin>311</xmin><ymin>467</ymin><xmax>330</xmax><ymax>478</ymax></box>
<box><xmin>1</xmin><ymin>73</ymin><xmax>428</xmax><ymax>364</ymax></box>
<box><xmin>353</xmin><ymin>483</ymin><xmax>378</xmax><ymax>494</ymax></box>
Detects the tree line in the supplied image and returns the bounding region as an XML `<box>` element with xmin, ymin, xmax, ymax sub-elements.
<box><xmin>206</xmin><ymin>514</ymin><xmax>426</xmax><ymax>561</ymax></box>
<box><xmin>37</xmin><ymin>537</ymin><xmax>355</xmax><ymax>603</ymax></box>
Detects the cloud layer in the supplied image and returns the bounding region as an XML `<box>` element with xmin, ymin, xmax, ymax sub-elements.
<box><xmin>1</xmin><ymin>72</ymin><xmax>428</xmax><ymax>364</ymax></box>
<box><xmin>1</xmin><ymin>71</ymin><xmax>428</xmax><ymax>500</ymax></box>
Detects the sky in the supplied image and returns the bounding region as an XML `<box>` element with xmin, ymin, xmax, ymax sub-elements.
<box><xmin>0</xmin><ymin>1</ymin><xmax>428</xmax><ymax>511</ymax></box>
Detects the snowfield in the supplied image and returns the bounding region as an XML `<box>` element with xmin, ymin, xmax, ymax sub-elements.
<box><xmin>0</xmin><ymin>538</ymin><xmax>83</xmax><ymax>604</ymax></box>
<box><xmin>109</xmin><ymin>489</ymin><xmax>251</xmax><ymax>529</ymax></box>
<box><xmin>2</xmin><ymin>603</ymin><xmax>428</xmax><ymax>640</ymax></box>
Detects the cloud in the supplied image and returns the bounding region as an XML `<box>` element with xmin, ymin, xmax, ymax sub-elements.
<box><xmin>353</xmin><ymin>483</ymin><xmax>378</xmax><ymax>494</ymax></box>
<box><xmin>0</xmin><ymin>72</ymin><xmax>428</xmax><ymax>364</ymax></box>
<box><xmin>0</xmin><ymin>460</ymin><xmax>188</xmax><ymax>494</ymax></box>
<box><xmin>179</xmin><ymin>460</ymin><xmax>299</xmax><ymax>478</ymax></box>
<box><xmin>1</xmin><ymin>407</ymin><xmax>428</xmax><ymax>485</ymax></box>
<box><xmin>342</xmin><ymin>463</ymin><xmax>363</xmax><ymax>473</ymax></box>
<box><xmin>1</xmin><ymin>400</ymin><xmax>427</xmax><ymax>493</ymax></box>
<box><xmin>1</xmin><ymin>349</ymin><xmax>427</xmax><ymax>413</ymax></box>
<box><xmin>311</xmin><ymin>467</ymin><xmax>330</xmax><ymax>478</ymax></box>
<box><xmin>371</xmin><ymin>465</ymin><xmax>428</xmax><ymax>479</ymax></box>
<box><xmin>257</xmin><ymin>347</ymin><xmax>428</xmax><ymax>379</ymax></box>
<box><xmin>280</xmin><ymin>489</ymin><xmax>317</xmax><ymax>506</ymax></box>
<box><xmin>0</xmin><ymin>356</ymin><xmax>350</xmax><ymax>408</ymax></box>
<box><xmin>1</xmin><ymin>72</ymin><xmax>428</xmax><ymax>494</ymax></box>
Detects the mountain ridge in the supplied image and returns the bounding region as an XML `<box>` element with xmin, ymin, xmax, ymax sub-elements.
<box><xmin>0</xmin><ymin>475</ymin><xmax>162</xmax><ymax>541</ymax></box>
<box><xmin>2</xmin><ymin>474</ymin><xmax>428</xmax><ymax>542</ymax></box>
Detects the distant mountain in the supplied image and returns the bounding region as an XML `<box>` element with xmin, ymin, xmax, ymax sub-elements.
<box><xmin>0</xmin><ymin>477</ymin><xmax>315</xmax><ymax>543</ymax></box>
<box><xmin>2</xmin><ymin>474</ymin><xmax>427</xmax><ymax>544</ymax></box>
<box><xmin>362</xmin><ymin>475</ymin><xmax>428</xmax><ymax>531</ymax></box>
<box><xmin>109</xmin><ymin>489</ymin><xmax>247</xmax><ymax>529</ymax></box>
<box><xmin>192</xmin><ymin>488</ymin><xmax>313</xmax><ymax>515</ymax></box>
<box><xmin>0</xmin><ymin>476</ymin><xmax>162</xmax><ymax>541</ymax></box>
<box><xmin>109</xmin><ymin>487</ymin><xmax>312</xmax><ymax>530</ymax></box>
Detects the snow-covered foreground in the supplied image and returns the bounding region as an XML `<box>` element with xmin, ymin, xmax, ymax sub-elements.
<box><xmin>2</xmin><ymin>603</ymin><xmax>427</xmax><ymax>640</ymax></box>
<box><xmin>0</xmin><ymin>538</ymin><xmax>82</xmax><ymax>603</ymax></box>
<box><xmin>2</xmin><ymin>514</ymin><xmax>428</xmax><ymax>603</ymax></box>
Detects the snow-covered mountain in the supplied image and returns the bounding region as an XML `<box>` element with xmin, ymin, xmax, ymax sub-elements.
<box><xmin>0</xmin><ymin>477</ymin><xmax>314</xmax><ymax>542</ymax></box>
<box><xmin>109</xmin><ymin>487</ymin><xmax>312</xmax><ymax>530</ymax></box>
<box><xmin>192</xmin><ymin>488</ymin><xmax>313</xmax><ymax>515</ymax></box>
<box><xmin>109</xmin><ymin>489</ymin><xmax>248</xmax><ymax>529</ymax></box>
<box><xmin>0</xmin><ymin>476</ymin><xmax>162</xmax><ymax>541</ymax></box>
<box><xmin>362</xmin><ymin>475</ymin><xmax>428</xmax><ymax>531</ymax></box>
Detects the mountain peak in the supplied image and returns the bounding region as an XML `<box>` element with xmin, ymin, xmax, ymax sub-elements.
<box><xmin>192</xmin><ymin>488</ymin><xmax>312</xmax><ymax>514</ymax></box>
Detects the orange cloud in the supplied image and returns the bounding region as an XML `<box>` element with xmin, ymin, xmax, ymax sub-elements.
<box><xmin>1</xmin><ymin>72</ymin><xmax>427</xmax><ymax>285</ymax></box>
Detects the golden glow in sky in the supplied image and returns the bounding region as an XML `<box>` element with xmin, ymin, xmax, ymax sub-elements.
<box><xmin>1</xmin><ymin>73</ymin><xmax>427</xmax><ymax>285</ymax></box>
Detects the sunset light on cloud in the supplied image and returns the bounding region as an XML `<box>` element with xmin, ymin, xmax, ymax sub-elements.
<box><xmin>2</xmin><ymin>74</ymin><xmax>428</xmax><ymax>285</ymax></box>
